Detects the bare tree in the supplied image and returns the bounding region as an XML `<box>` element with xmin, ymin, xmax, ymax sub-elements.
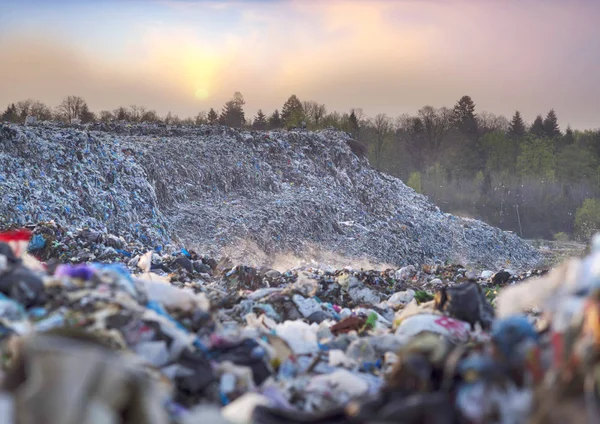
<box><xmin>99</xmin><ymin>110</ymin><xmax>114</xmax><ymax>123</ymax></box>
<box><xmin>312</xmin><ymin>103</ymin><xmax>327</xmax><ymax>127</ymax></box>
<box><xmin>302</xmin><ymin>101</ymin><xmax>327</xmax><ymax>128</ymax></box>
<box><xmin>129</xmin><ymin>105</ymin><xmax>147</xmax><ymax>122</ymax></box>
<box><xmin>164</xmin><ymin>112</ymin><xmax>181</xmax><ymax>125</ymax></box>
<box><xmin>57</xmin><ymin>95</ymin><xmax>87</xmax><ymax>122</ymax></box>
<box><xmin>395</xmin><ymin>113</ymin><xmax>413</xmax><ymax>133</ymax></box>
<box><xmin>477</xmin><ymin>111</ymin><xmax>509</xmax><ymax>134</ymax></box>
<box><xmin>113</xmin><ymin>107</ymin><xmax>129</xmax><ymax>121</ymax></box>
<box><xmin>372</xmin><ymin>113</ymin><xmax>393</xmax><ymax>168</ymax></box>
<box><xmin>418</xmin><ymin>106</ymin><xmax>452</xmax><ymax>166</ymax></box>
<box><xmin>30</xmin><ymin>101</ymin><xmax>53</xmax><ymax>121</ymax></box>
<box><xmin>141</xmin><ymin>109</ymin><xmax>160</xmax><ymax>123</ymax></box>
<box><xmin>13</xmin><ymin>99</ymin><xmax>53</xmax><ymax>122</ymax></box>
<box><xmin>195</xmin><ymin>111</ymin><xmax>208</xmax><ymax>125</ymax></box>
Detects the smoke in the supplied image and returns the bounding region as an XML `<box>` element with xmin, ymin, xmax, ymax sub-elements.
<box><xmin>216</xmin><ymin>238</ymin><xmax>395</xmax><ymax>271</ymax></box>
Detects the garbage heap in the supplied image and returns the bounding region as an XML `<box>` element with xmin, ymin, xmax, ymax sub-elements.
<box><xmin>0</xmin><ymin>124</ymin><xmax>169</xmax><ymax>246</ymax></box>
<box><xmin>0</xmin><ymin>122</ymin><xmax>541</xmax><ymax>270</ymax></box>
<box><xmin>0</xmin><ymin>226</ymin><xmax>596</xmax><ymax>424</ymax></box>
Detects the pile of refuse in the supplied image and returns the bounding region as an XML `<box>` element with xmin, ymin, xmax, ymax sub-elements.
<box><xmin>0</xmin><ymin>226</ymin><xmax>596</xmax><ymax>423</ymax></box>
<box><xmin>0</xmin><ymin>122</ymin><xmax>541</xmax><ymax>270</ymax></box>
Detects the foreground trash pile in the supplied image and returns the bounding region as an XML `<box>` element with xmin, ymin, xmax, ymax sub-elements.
<box><xmin>0</xmin><ymin>226</ymin><xmax>597</xmax><ymax>423</ymax></box>
<box><xmin>0</xmin><ymin>122</ymin><xmax>541</xmax><ymax>270</ymax></box>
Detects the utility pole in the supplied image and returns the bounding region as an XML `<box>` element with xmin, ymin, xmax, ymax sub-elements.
<box><xmin>515</xmin><ymin>205</ymin><xmax>523</xmax><ymax>238</ymax></box>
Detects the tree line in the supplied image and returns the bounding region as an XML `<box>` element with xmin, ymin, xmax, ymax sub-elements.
<box><xmin>2</xmin><ymin>93</ymin><xmax>600</xmax><ymax>241</ymax></box>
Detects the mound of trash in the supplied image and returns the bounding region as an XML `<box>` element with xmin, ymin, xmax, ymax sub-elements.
<box><xmin>0</xmin><ymin>225</ymin><xmax>596</xmax><ymax>424</ymax></box>
<box><xmin>0</xmin><ymin>122</ymin><xmax>541</xmax><ymax>269</ymax></box>
<box><xmin>0</xmin><ymin>123</ymin><xmax>170</xmax><ymax>246</ymax></box>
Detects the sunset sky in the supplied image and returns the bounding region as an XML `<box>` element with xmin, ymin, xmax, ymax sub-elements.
<box><xmin>1</xmin><ymin>0</ymin><xmax>599</xmax><ymax>129</ymax></box>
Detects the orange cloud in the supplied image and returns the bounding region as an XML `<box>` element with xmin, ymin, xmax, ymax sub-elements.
<box><xmin>1</xmin><ymin>0</ymin><xmax>599</xmax><ymax>129</ymax></box>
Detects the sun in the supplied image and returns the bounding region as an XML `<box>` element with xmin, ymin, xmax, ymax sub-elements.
<box><xmin>195</xmin><ymin>88</ymin><xmax>210</xmax><ymax>100</ymax></box>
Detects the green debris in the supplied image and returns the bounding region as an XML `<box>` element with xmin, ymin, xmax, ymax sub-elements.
<box><xmin>414</xmin><ymin>290</ymin><xmax>434</xmax><ymax>304</ymax></box>
<box><xmin>484</xmin><ymin>286</ymin><xmax>499</xmax><ymax>307</ymax></box>
<box><xmin>360</xmin><ymin>312</ymin><xmax>379</xmax><ymax>333</ymax></box>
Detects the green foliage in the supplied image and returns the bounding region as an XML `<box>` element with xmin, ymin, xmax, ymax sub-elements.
<box><xmin>207</xmin><ymin>108</ymin><xmax>219</xmax><ymax>125</ymax></box>
<box><xmin>543</xmin><ymin>109</ymin><xmax>561</xmax><ymax>139</ymax></box>
<box><xmin>484</xmin><ymin>287</ymin><xmax>499</xmax><ymax>307</ymax></box>
<box><xmin>220</xmin><ymin>92</ymin><xmax>246</xmax><ymax>128</ymax></box>
<box><xmin>555</xmin><ymin>144</ymin><xmax>597</xmax><ymax>182</ymax></box>
<box><xmin>553</xmin><ymin>232</ymin><xmax>569</xmax><ymax>242</ymax></box>
<box><xmin>348</xmin><ymin>110</ymin><xmax>359</xmax><ymax>137</ymax></box>
<box><xmin>268</xmin><ymin>109</ymin><xmax>281</xmax><ymax>129</ymax></box>
<box><xmin>281</xmin><ymin>94</ymin><xmax>304</xmax><ymax>128</ymax></box>
<box><xmin>517</xmin><ymin>135</ymin><xmax>554</xmax><ymax>179</ymax></box>
<box><xmin>442</xmin><ymin>130</ymin><xmax>481</xmax><ymax>178</ymax></box>
<box><xmin>253</xmin><ymin>109</ymin><xmax>267</xmax><ymax>130</ymax></box>
<box><xmin>452</xmin><ymin>95</ymin><xmax>478</xmax><ymax>135</ymax></box>
<box><xmin>561</xmin><ymin>125</ymin><xmax>576</xmax><ymax>148</ymax></box>
<box><xmin>530</xmin><ymin>115</ymin><xmax>545</xmax><ymax>137</ymax></box>
<box><xmin>361</xmin><ymin>312</ymin><xmax>378</xmax><ymax>332</ymax></box>
<box><xmin>414</xmin><ymin>291</ymin><xmax>434</xmax><ymax>304</ymax></box>
<box><xmin>407</xmin><ymin>171</ymin><xmax>423</xmax><ymax>193</ymax></box>
<box><xmin>474</xmin><ymin>170</ymin><xmax>485</xmax><ymax>187</ymax></box>
<box><xmin>322</xmin><ymin>111</ymin><xmax>342</xmax><ymax>129</ymax></box>
<box><xmin>508</xmin><ymin>111</ymin><xmax>526</xmax><ymax>139</ymax></box>
<box><xmin>577</xmin><ymin>130</ymin><xmax>600</xmax><ymax>159</ymax></box>
<box><xmin>575</xmin><ymin>198</ymin><xmax>600</xmax><ymax>240</ymax></box>
<box><xmin>1</xmin><ymin>104</ymin><xmax>18</xmax><ymax>122</ymax></box>
<box><xmin>482</xmin><ymin>131</ymin><xmax>515</xmax><ymax>173</ymax></box>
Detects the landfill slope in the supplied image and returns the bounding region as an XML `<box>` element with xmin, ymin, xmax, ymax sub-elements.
<box><xmin>127</xmin><ymin>125</ymin><xmax>541</xmax><ymax>269</ymax></box>
<box><xmin>0</xmin><ymin>123</ymin><xmax>541</xmax><ymax>269</ymax></box>
<box><xmin>0</xmin><ymin>124</ymin><xmax>170</xmax><ymax>244</ymax></box>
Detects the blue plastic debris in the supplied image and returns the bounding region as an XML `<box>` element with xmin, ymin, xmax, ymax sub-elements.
<box><xmin>28</xmin><ymin>234</ymin><xmax>46</xmax><ymax>251</ymax></box>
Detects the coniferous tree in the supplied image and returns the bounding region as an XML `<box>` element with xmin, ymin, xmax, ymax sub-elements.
<box><xmin>219</xmin><ymin>92</ymin><xmax>245</xmax><ymax>128</ymax></box>
<box><xmin>530</xmin><ymin>115</ymin><xmax>545</xmax><ymax>137</ymax></box>
<box><xmin>80</xmin><ymin>103</ymin><xmax>96</xmax><ymax>123</ymax></box>
<box><xmin>253</xmin><ymin>109</ymin><xmax>267</xmax><ymax>130</ymax></box>
<box><xmin>543</xmin><ymin>109</ymin><xmax>561</xmax><ymax>138</ymax></box>
<box><xmin>564</xmin><ymin>125</ymin><xmax>575</xmax><ymax>145</ymax></box>
<box><xmin>508</xmin><ymin>111</ymin><xmax>526</xmax><ymax>139</ymax></box>
<box><xmin>451</xmin><ymin>95</ymin><xmax>478</xmax><ymax>135</ymax></box>
<box><xmin>348</xmin><ymin>109</ymin><xmax>359</xmax><ymax>137</ymax></box>
<box><xmin>1</xmin><ymin>104</ymin><xmax>18</xmax><ymax>122</ymax></box>
<box><xmin>449</xmin><ymin>96</ymin><xmax>480</xmax><ymax>175</ymax></box>
<box><xmin>207</xmin><ymin>108</ymin><xmax>219</xmax><ymax>125</ymax></box>
<box><xmin>268</xmin><ymin>109</ymin><xmax>281</xmax><ymax>129</ymax></box>
<box><xmin>281</xmin><ymin>94</ymin><xmax>304</xmax><ymax>128</ymax></box>
<box><xmin>554</xmin><ymin>124</ymin><xmax>575</xmax><ymax>152</ymax></box>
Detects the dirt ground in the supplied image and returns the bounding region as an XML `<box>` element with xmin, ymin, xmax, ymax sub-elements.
<box><xmin>527</xmin><ymin>239</ymin><xmax>587</xmax><ymax>268</ymax></box>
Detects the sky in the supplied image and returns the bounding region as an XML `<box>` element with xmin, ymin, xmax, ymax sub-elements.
<box><xmin>1</xmin><ymin>0</ymin><xmax>599</xmax><ymax>129</ymax></box>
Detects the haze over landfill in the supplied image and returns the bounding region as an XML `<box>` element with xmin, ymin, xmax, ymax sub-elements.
<box><xmin>2</xmin><ymin>0</ymin><xmax>600</xmax><ymax>129</ymax></box>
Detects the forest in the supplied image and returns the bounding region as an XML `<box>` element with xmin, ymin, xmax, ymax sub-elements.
<box><xmin>2</xmin><ymin>93</ymin><xmax>600</xmax><ymax>241</ymax></box>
